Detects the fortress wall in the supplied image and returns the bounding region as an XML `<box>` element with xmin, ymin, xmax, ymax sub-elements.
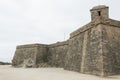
<box><xmin>101</xmin><ymin>24</ymin><xmax>120</xmax><ymax>76</ymax></box>
<box><xmin>65</xmin><ymin>24</ymin><xmax>104</xmax><ymax>76</ymax></box>
<box><xmin>64</xmin><ymin>31</ymin><xmax>84</xmax><ymax>72</ymax></box>
<box><xmin>12</xmin><ymin>42</ymin><xmax>69</xmax><ymax>68</ymax></box>
<box><xmin>81</xmin><ymin>24</ymin><xmax>103</xmax><ymax>76</ymax></box>
<box><xmin>35</xmin><ymin>45</ymin><xmax>49</xmax><ymax>67</ymax></box>
<box><xmin>48</xmin><ymin>41</ymin><xmax>68</xmax><ymax>68</ymax></box>
<box><xmin>12</xmin><ymin>5</ymin><xmax>120</xmax><ymax>76</ymax></box>
<box><xmin>12</xmin><ymin>44</ymin><xmax>48</xmax><ymax>67</ymax></box>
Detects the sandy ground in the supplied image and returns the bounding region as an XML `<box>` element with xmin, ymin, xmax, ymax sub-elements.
<box><xmin>0</xmin><ymin>65</ymin><xmax>120</xmax><ymax>80</ymax></box>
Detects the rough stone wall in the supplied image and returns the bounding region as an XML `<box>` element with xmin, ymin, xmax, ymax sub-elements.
<box><xmin>81</xmin><ymin>24</ymin><xmax>103</xmax><ymax>76</ymax></box>
<box><xmin>64</xmin><ymin>23</ymin><xmax>104</xmax><ymax>76</ymax></box>
<box><xmin>101</xmin><ymin>24</ymin><xmax>120</xmax><ymax>76</ymax></box>
<box><xmin>48</xmin><ymin>41</ymin><xmax>68</xmax><ymax>68</ymax></box>
<box><xmin>12</xmin><ymin>44</ymin><xmax>48</xmax><ymax>67</ymax></box>
<box><xmin>12</xmin><ymin>42</ymin><xmax>68</xmax><ymax>68</ymax></box>
<box><xmin>35</xmin><ymin>45</ymin><xmax>49</xmax><ymax>67</ymax></box>
<box><xmin>64</xmin><ymin>32</ymin><xmax>84</xmax><ymax>72</ymax></box>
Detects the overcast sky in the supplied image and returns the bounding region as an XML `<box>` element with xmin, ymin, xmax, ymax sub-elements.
<box><xmin>0</xmin><ymin>0</ymin><xmax>120</xmax><ymax>62</ymax></box>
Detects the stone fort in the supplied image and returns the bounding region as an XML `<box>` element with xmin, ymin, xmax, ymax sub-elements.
<box><xmin>12</xmin><ymin>5</ymin><xmax>120</xmax><ymax>76</ymax></box>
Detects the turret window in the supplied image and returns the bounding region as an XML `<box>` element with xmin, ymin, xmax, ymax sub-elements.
<box><xmin>98</xmin><ymin>11</ymin><xmax>101</xmax><ymax>16</ymax></box>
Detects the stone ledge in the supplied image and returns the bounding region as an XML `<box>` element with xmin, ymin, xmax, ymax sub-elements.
<box><xmin>90</xmin><ymin>5</ymin><xmax>108</xmax><ymax>11</ymax></box>
<box><xmin>108</xmin><ymin>19</ymin><xmax>120</xmax><ymax>27</ymax></box>
<box><xmin>17</xmin><ymin>44</ymin><xmax>48</xmax><ymax>49</ymax></box>
<box><xmin>70</xmin><ymin>22</ymin><xmax>92</xmax><ymax>38</ymax></box>
<box><xmin>49</xmin><ymin>40</ymin><xmax>69</xmax><ymax>48</ymax></box>
<box><xmin>16</xmin><ymin>41</ymin><xmax>69</xmax><ymax>49</ymax></box>
<box><xmin>70</xmin><ymin>19</ymin><xmax>120</xmax><ymax>39</ymax></box>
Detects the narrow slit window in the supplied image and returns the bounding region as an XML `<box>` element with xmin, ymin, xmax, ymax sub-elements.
<box><xmin>98</xmin><ymin>11</ymin><xmax>101</xmax><ymax>16</ymax></box>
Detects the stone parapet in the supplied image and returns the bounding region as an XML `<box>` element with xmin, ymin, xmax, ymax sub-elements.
<box><xmin>16</xmin><ymin>44</ymin><xmax>48</xmax><ymax>49</ymax></box>
<box><xmin>90</xmin><ymin>5</ymin><xmax>108</xmax><ymax>11</ymax></box>
<box><xmin>70</xmin><ymin>23</ymin><xmax>91</xmax><ymax>38</ymax></box>
<box><xmin>108</xmin><ymin>19</ymin><xmax>120</xmax><ymax>27</ymax></box>
<box><xmin>70</xmin><ymin>18</ymin><xmax>120</xmax><ymax>39</ymax></box>
<box><xmin>49</xmin><ymin>40</ymin><xmax>68</xmax><ymax>48</ymax></box>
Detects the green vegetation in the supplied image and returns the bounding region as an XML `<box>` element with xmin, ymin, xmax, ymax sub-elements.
<box><xmin>0</xmin><ymin>61</ymin><xmax>11</xmax><ymax>65</ymax></box>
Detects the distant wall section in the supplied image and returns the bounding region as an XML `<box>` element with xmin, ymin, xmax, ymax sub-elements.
<box><xmin>12</xmin><ymin>44</ymin><xmax>48</xmax><ymax>67</ymax></box>
<box><xmin>48</xmin><ymin>41</ymin><xmax>68</xmax><ymax>68</ymax></box>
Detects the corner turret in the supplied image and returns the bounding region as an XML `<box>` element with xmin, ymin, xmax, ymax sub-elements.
<box><xmin>90</xmin><ymin>5</ymin><xmax>109</xmax><ymax>22</ymax></box>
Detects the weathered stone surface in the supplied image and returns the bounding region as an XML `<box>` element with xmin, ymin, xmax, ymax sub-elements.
<box><xmin>101</xmin><ymin>24</ymin><xmax>120</xmax><ymax>76</ymax></box>
<box><xmin>12</xmin><ymin>44</ymin><xmax>48</xmax><ymax>67</ymax></box>
<box><xmin>64</xmin><ymin>32</ymin><xmax>84</xmax><ymax>72</ymax></box>
<box><xmin>12</xmin><ymin>5</ymin><xmax>120</xmax><ymax>77</ymax></box>
<box><xmin>81</xmin><ymin>25</ymin><xmax>103</xmax><ymax>76</ymax></box>
<box><xmin>48</xmin><ymin>41</ymin><xmax>68</xmax><ymax>68</ymax></box>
